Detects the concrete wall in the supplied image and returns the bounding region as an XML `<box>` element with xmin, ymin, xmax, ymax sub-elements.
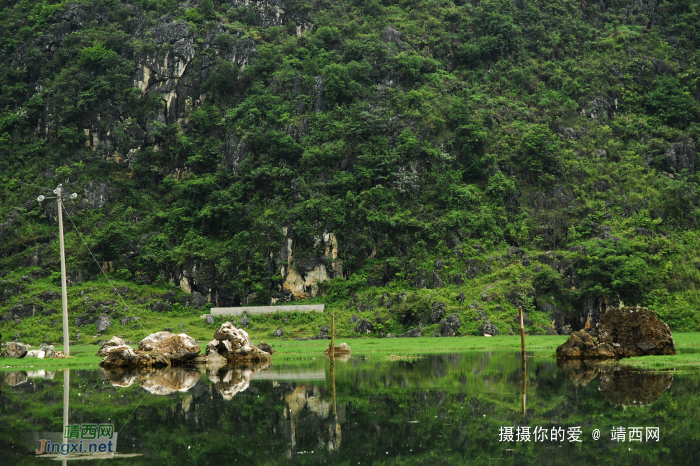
<box><xmin>210</xmin><ymin>304</ymin><xmax>325</xmax><ymax>316</ymax></box>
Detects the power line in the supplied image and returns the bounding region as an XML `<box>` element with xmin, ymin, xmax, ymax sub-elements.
<box><xmin>60</xmin><ymin>202</ymin><xmax>138</xmax><ymax>321</ymax></box>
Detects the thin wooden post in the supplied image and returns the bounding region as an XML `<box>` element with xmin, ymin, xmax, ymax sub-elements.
<box><xmin>330</xmin><ymin>313</ymin><xmax>335</xmax><ymax>363</ymax></box>
<box><xmin>518</xmin><ymin>305</ymin><xmax>526</xmax><ymax>416</ymax></box>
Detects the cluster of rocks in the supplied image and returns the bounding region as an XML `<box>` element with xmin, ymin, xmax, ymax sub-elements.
<box><xmin>98</xmin><ymin>321</ymin><xmax>276</xmax><ymax>370</ymax></box>
<box><xmin>556</xmin><ymin>307</ymin><xmax>676</xmax><ymax>360</ymax></box>
<box><xmin>1</xmin><ymin>342</ymin><xmax>58</xmax><ymax>359</ymax></box>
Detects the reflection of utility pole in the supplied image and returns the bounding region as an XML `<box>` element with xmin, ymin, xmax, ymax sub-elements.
<box><xmin>63</xmin><ymin>369</ymin><xmax>69</xmax><ymax>466</ymax></box>
<box><xmin>38</xmin><ymin>185</ymin><xmax>77</xmax><ymax>356</ymax></box>
<box><xmin>518</xmin><ymin>306</ymin><xmax>526</xmax><ymax>417</ymax></box>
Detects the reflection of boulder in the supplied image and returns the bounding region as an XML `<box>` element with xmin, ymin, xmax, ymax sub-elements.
<box><xmin>556</xmin><ymin>359</ymin><xmax>602</xmax><ymax>386</ymax></box>
<box><xmin>557</xmin><ymin>361</ymin><xmax>674</xmax><ymax>407</ymax></box>
<box><xmin>207</xmin><ymin>360</ymin><xmax>271</xmax><ymax>400</ymax></box>
<box><xmin>204</xmin><ymin>323</ymin><xmax>271</xmax><ymax>364</ymax></box>
<box><xmin>102</xmin><ymin>367</ymin><xmax>201</xmax><ymax>394</ymax></box>
<box><xmin>597</xmin><ymin>307</ymin><xmax>676</xmax><ymax>358</ymax></box>
<box><xmin>285</xmin><ymin>385</ymin><xmax>332</xmax><ymax>419</ymax></box>
<box><xmin>101</xmin><ymin>368</ymin><xmax>141</xmax><ymax>388</ymax></box>
<box><xmin>140</xmin><ymin>368</ymin><xmax>200</xmax><ymax>395</ymax></box>
<box><xmin>599</xmin><ymin>366</ymin><xmax>673</xmax><ymax>407</ymax></box>
<box><xmin>4</xmin><ymin>371</ymin><xmax>28</xmax><ymax>386</ymax></box>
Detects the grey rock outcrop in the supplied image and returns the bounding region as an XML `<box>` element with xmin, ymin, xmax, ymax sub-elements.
<box><xmin>479</xmin><ymin>322</ymin><xmax>499</xmax><ymax>336</ymax></box>
<box><xmin>400</xmin><ymin>328</ymin><xmax>422</xmax><ymax>338</ymax></box>
<box><xmin>429</xmin><ymin>301</ymin><xmax>447</xmax><ymax>323</ymax></box>
<box><xmin>273</xmin><ymin>327</ymin><xmax>284</xmax><ymax>337</ymax></box>
<box><xmin>431</xmin><ymin>270</ymin><xmax>444</xmax><ymax>288</ymax></box>
<box><xmin>661</xmin><ymin>139</ymin><xmax>696</xmax><ymax>174</ymax></box>
<box><xmin>355</xmin><ymin>318</ymin><xmax>373</xmax><ymax>334</ymax></box>
<box><xmin>2</xmin><ymin>342</ymin><xmax>28</xmax><ymax>358</ymax></box>
<box><xmin>95</xmin><ymin>316</ymin><xmax>112</xmax><ymax>333</ymax></box>
<box><xmin>437</xmin><ymin>314</ymin><xmax>461</xmax><ymax>337</ymax></box>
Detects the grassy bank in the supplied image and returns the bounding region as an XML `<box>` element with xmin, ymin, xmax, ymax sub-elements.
<box><xmin>3</xmin><ymin>333</ymin><xmax>700</xmax><ymax>370</ymax></box>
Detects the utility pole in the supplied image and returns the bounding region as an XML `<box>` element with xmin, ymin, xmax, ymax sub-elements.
<box><xmin>38</xmin><ymin>184</ymin><xmax>77</xmax><ymax>357</ymax></box>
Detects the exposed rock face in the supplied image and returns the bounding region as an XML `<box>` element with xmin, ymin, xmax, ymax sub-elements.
<box><xmin>96</xmin><ymin>336</ymin><xmax>127</xmax><ymax>357</ymax></box>
<box><xmin>560</xmin><ymin>324</ymin><xmax>572</xmax><ymax>335</ymax></box>
<box><xmin>138</xmin><ymin>332</ymin><xmax>201</xmax><ymax>363</ymax></box>
<box><xmin>205</xmin><ymin>315</ymin><xmax>215</xmax><ymax>325</ymax></box>
<box><xmin>437</xmin><ymin>313</ymin><xmax>461</xmax><ymax>337</ymax></box>
<box><xmin>278</xmin><ymin>230</ymin><xmax>342</xmax><ymax>302</ymax></box>
<box><xmin>556</xmin><ymin>330</ymin><xmax>616</xmax><ymax>359</ymax></box>
<box><xmin>38</xmin><ymin>290</ymin><xmax>59</xmax><ymax>303</ymax></box>
<box><xmin>2</xmin><ymin>342</ymin><xmax>28</xmax><ymax>358</ymax></box>
<box><xmin>273</xmin><ymin>327</ymin><xmax>284</xmax><ymax>337</ymax></box>
<box><xmin>597</xmin><ymin>307</ymin><xmax>676</xmax><ymax>358</ymax></box>
<box><xmin>355</xmin><ymin>318</ymin><xmax>373</xmax><ymax>334</ymax></box>
<box><xmin>428</xmin><ymin>301</ymin><xmax>446</xmax><ymax>323</ymax></box>
<box><xmin>95</xmin><ymin>315</ymin><xmax>112</xmax><ymax>333</ymax></box>
<box><xmin>581</xmin><ymin>91</ymin><xmax>620</xmax><ymax>119</ymax></box>
<box><xmin>661</xmin><ymin>139</ymin><xmax>696</xmax><ymax>174</ymax></box>
<box><xmin>205</xmin><ymin>322</ymin><xmax>271</xmax><ymax>364</ymax></box>
<box><xmin>479</xmin><ymin>322</ymin><xmax>499</xmax><ymax>336</ymax></box>
<box><xmin>400</xmin><ymin>328</ymin><xmax>422</xmax><ymax>338</ymax></box>
<box><xmin>349</xmin><ymin>314</ymin><xmax>359</xmax><ymax>324</ymax></box>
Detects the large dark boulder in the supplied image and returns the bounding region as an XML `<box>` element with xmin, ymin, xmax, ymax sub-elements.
<box><xmin>437</xmin><ymin>313</ymin><xmax>461</xmax><ymax>337</ymax></box>
<box><xmin>479</xmin><ymin>321</ymin><xmax>499</xmax><ymax>336</ymax></box>
<box><xmin>2</xmin><ymin>342</ymin><xmax>28</xmax><ymax>358</ymax></box>
<box><xmin>597</xmin><ymin>307</ymin><xmax>676</xmax><ymax>358</ymax></box>
<box><xmin>556</xmin><ymin>330</ymin><xmax>615</xmax><ymax>359</ymax></box>
<box><xmin>355</xmin><ymin>318</ymin><xmax>373</xmax><ymax>334</ymax></box>
<box><xmin>428</xmin><ymin>301</ymin><xmax>446</xmax><ymax>323</ymax></box>
<box><xmin>400</xmin><ymin>328</ymin><xmax>422</xmax><ymax>338</ymax></box>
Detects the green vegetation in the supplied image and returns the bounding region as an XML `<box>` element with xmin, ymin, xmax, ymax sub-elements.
<box><xmin>4</xmin><ymin>333</ymin><xmax>700</xmax><ymax>370</ymax></box>
<box><xmin>2</xmin><ymin>0</ymin><xmax>700</xmax><ymax>343</ymax></box>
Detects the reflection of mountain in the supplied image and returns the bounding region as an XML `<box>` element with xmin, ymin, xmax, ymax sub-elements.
<box><xmin>557</xmin><ymin>360</ymin><xmax>673</xmax><ymax>407</ymax></box>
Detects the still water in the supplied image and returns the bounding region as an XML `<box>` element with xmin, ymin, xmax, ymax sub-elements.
<box><xmin>1</xmin><ymin>351</ymin><xmax>699</xmax><ymax>465</ymax></box>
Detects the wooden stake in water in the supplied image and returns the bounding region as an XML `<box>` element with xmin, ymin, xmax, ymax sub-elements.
<box><xmin>518</xmin><ymin>305</ymin><xmax>526</xmax><ymax>416</ymax></box>
<box><xmin>330</xmin><ymin>313</ymin><xmax>335</xmax><ymax>363</ymax></box>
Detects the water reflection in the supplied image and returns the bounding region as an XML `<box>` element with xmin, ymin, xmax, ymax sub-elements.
<box><xmin>557</xmin><ymin>359</ymin><xmax>674</xmax><ymax>406</ymax></box>
<box><xmin>2</xmin><ymin>351</ymin><xmax>696</xmax><ymax>465</ymax></box>
<box><xmin>207</xmin><ymin>361</ymin><xmax>271</xmax><ymax>400</ymax></box>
